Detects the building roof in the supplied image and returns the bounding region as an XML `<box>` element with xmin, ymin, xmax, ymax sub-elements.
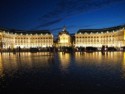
<box><xmin>0</xmin><ymin>27</ymin><xmax>8</xmax><ymax>31</ymax></box>
<box><xmin>58</xmin><ymin>26</ymin><xmax>69</xmax><ymax>35</ymax></box>
<box><xmin>10</xmin><ymin>30</ymin><xmax>51</xmax><ymax>35</ymax></box>
<box><xmin>0</xmin><ymin>29</ymin><xmax>52</xmax><ymax>35</ymax></box>
<box><xmin>77</xmin><ymin>25</ymin><xmax>125</xmax><ymax>34</ymax></box>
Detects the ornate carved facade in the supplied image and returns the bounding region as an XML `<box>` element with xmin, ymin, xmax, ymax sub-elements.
<box><xmin>75</xmin><ymin>26</ymin><xmax>125</xmax><ymax>48</ymax></box>
<box><xmin>0</xmin><ymin>25</ymin><xmax>125</xmax><ymax>51</ymax></box>
<box><xmin>57</xmin><ymin>26</ymin><xmax>71</xmax><ymax>47</ymax></box>
<box><xmin>0</xmin><ymin>29</ymin><xmax>53</xmax><ymax>49</ymax></box>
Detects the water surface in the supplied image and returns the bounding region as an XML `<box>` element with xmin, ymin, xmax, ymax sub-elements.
<box><xmin>0</xmin><ymin>52</ymin><xmax>125</xmax><ymax>94</ymax></box>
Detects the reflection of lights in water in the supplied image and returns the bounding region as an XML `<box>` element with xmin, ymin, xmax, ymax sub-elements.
<box><xmin>0</xmin><ymin>52</ymin><xmax>124</xmax><ymax>79</ymax></box>
<box><xmin>75</xmin><ymin>52</ymin><xmax>103</xmax><ymax>65</ymax></box>
<box><xmin>75</xmin><ymin>52</ymin><xmax>121</xmax><ymax>66</ymax></box>
<box><xmin>17</xmin><ymin>52</ymin><xmax>33</xmax><ymax>69</ymax></box>
<box><xmin>0</xmin><ymin>54</ymin><xmax>4</xmax><ymax>77</ymax></box>
<box><xmin>1</xmin><ymin>53</ymin><xmax>18</xmax><ymax>76</ymax></box>
<box><xmin>0</xmin><ymin>52</ymin><xmax>53</xmax><ymax>77</ymax></box>
<box><xmin>59</xmin><ymin>52</ymin><xmax>70</xmax><ymax>71</ymax></box>
<box><xmin>122</xmin><ymin>52</ymin><xmax>125</xmax><ymax>78</ymax></box>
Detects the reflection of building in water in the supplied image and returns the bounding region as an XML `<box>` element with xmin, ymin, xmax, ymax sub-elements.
<box><xmin>30</xmin><ymin>52</ymin><xmax>53</xmax><ymax>68</ymax></box>
<box><xmin>0</xmin><ymin>29</ymin><xmax>53</xmax><ymax>49</ymax></box>
<box><xmin>59</xmin><ymin>53</ymin><xmax>70</xmax><ymax>71</ymax></box>
<box><xmin>0</xmin><ymin>54</ymin><xmax>4</xmax><ymax>77</ymax></box>
<box><xmin>17</xmin><ymin>52</ymin><xmax>33</xmax><ymax>69</ymax></box>
<box><xmin>1</xmin><ymin>53</ymin><xmax>18</xmax><ymax>76</ymax></box>
<box><xmin>0</xmin><ymin>53</ymin><xmax>33</xmax><ymax>76</ymax></box>
<box><xmin>75</xmin><ymin>26</ymin><xmax>125</xmax><ymax>48</ymax></box>
<box><xmin>0</xmin><ymin>52</ymin><xmax>55</xmax><ymax>76</ymax></box>
<box><xmin>75</xmin><ymin>52</ymin><xmax>103</xmax><ymax>65</ymax></box>
<box><xmin>122</xmin><ymin>52</ymin><xmax>125</xmax><ymax>78</ymax></box>
<box><xmin>75</xmin><ymin>52</ymin><xmax>121</xmax><ymax>66</ymax></box>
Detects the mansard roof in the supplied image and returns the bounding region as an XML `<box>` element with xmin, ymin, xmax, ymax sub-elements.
<box><xmin>0</xmin><ymin>27</ymin><xmax>8</xmax><ymax>31</ymax></box>
<box><xmin>10</xmin><ymin>30</ymin><xmax>51</xmax><ymax>35</ymax></box>
<box><xmin>0</xmin><ymin>29</ymin><xmax>52</xmax><ymax>35</ymax></box>
<box><xmin>77</xmin><ymin>25</ymin><xmax>125</xmax><ymax>34</ymax></box>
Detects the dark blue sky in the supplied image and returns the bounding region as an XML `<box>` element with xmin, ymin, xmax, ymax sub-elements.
<box><xmin>0</xmin><ymin>0</ymin><xmax>125</xmax><ymax>35</ymax></box>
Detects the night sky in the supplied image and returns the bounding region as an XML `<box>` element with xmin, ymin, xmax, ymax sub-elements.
<box><xmin>0</xmin><ymin>0</ymin><xmax>125</xmax><ymax>35</ymax></box>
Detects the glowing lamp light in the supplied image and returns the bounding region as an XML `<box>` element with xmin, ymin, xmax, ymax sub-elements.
<box><xmin>42</xmin><ymin>45</ymin><xmax>46</xmax><ymax>47</ymax></box>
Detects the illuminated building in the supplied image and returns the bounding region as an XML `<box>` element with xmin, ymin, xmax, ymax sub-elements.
<box><xmin>0</xmin><ymin>29</ymin><xmax>53</xmax><ymax>49</ymax></box>
<box><xmin>75</xmin><ymin>26</ymin><xmax>125</xmax><ymax>48</ymax></box>
<box><xmin>1</xmin><ymin>25</ymin><xmax>125</xmax><ymax>50</ymax></box>
<box><xmin>57</xmin><ymin>26</ymin><xmax>72</xmax><ymax>47</ymax></box>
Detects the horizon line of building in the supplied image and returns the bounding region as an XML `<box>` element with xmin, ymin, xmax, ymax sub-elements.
<box><xmin>0</xmin><ymin>25</ymin><xmax>125</xmax><ymax>49</ymax></box>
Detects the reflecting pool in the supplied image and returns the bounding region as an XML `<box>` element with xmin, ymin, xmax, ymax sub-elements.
<box><xmin>0</xmin><ymin>52</ymin><xmax>125</xmax><ymax>94</ymax></box>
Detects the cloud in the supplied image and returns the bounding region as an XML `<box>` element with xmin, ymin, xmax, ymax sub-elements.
<box><xmin>41</xmin><ymin>0</ymin><xmax>124</xmax><ymax>20</ymax></box>
<box><xmin>42</xmin><ymin>0</ymin><xmax>123</xmax><ymax>19</ymax></box>
<box><xmin>39</xmin><ymin>18</ymin><xmax>62</xmax><ymax>27</ymax></box>
<box><xmin>81</xmin><ymin>24</ymin><xmax>96</xmax><ymax>28</ymax></box>
<box><xmin>51</xmin><ymin>27</ymin><xmax>62</xmax><ymax>31</ymax></box>
<box><xmin>51</xmin><ymin>25</ymin><xmax>76</xmax><ymax>31</ymax></box>
<box><xmin>34</xmin><ymin>0</ymin><xmax>124</xmax><ymax>29</ymax></box>
<box><xmin>32</xmin><ymin>18</ymin><xmax>63</xmax><ymax>30</ymax></box>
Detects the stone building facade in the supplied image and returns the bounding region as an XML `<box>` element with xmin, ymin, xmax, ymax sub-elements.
<box><xmin>57</xmin><ymin>26</ymin><xmax>72</xmax><ymax>47</ymax></box>
<box><xmin>75</xmin><ymin>26</ymin><xmax>125</xmax><ymax>48</ymax></box>
<box><xmin>0</xmin><ymin>29</ymin><xmax>53</xmax><ymax>49</ymax></box>
<box><xmin>0</xmin><ymin>25</ymin><xmax>125</xmax><ymax>51</ymax></box>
